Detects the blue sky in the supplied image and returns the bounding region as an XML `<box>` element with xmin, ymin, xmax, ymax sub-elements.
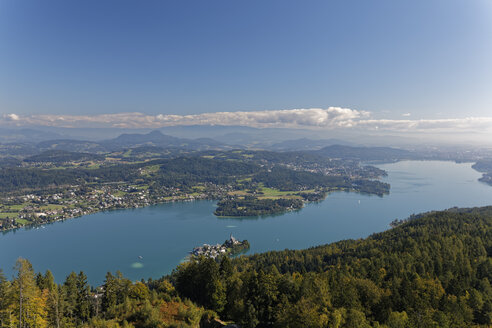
<box><xmin>1</xmin><ymin>0</ymin><xmax>491</xmax><ymax>128</ymax></box>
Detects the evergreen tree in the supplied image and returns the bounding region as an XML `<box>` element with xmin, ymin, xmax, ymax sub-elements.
<box><xmin>63</xmin><ymin>271</ymin><xmax>78</xmax><ymax>323</ymax></box>
<box><xmin>76</xmin><ymin>271</ymin><xmax>92</xmax><ymax>323</ymax></box>
<box><xmin>102</xmin><ymin>272</ymin><xmax>117</xmax><ymax>319</ymax></box>
<box><xmin>46</xmin><ymin>284</ymin><xmax>64</xmax><ymax>328</ymax></box>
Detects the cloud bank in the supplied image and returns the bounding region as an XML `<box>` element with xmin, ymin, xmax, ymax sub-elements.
<box><xmin>2</xmin><ymin>108</ymin><xmax>492</xmax><ymax>135</ymax></box>
<box><xmin>0</xmin><ymin>108</ymin><xmax>368</xmax><ymax>129</ymax></box>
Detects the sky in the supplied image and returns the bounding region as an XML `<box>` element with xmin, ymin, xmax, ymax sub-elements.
<box><xmin>1</xmin><ymin>0</ymin><xmax>492</xmax><ymax>139</ymax></box>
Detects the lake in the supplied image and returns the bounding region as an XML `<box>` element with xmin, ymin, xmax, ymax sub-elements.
<box><xmin>2</xmin><ymin>160</ymin><xmax>492</xmax><ymax>285</ymax></box>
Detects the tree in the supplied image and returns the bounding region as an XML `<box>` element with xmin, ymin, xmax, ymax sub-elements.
<box><xmin>219</xmin><ymin>256</ymin><xmax>234</xmax><ymax>278</ymax></box>
<box><xmin>46</xmin><ymin>284</ymin><xmax>64</xmax><ymax>328</ymax></box>
<box><xmin>129</xmin><ymin>282</ymin><xmax>149</xmax><ymax>301</ymax></box>
<box><xmin>174</xmin><ymin>258</ymin><xmax>226</xmax><ymax>312</ymax></box>
<box><xmin>76</xmin><ymin>271</ymin><xmax>92</xmax><ymax>323</ymax></box>
<box><xmin>13</xmin><ymin>258</ymin><xmax>47</xmax><ymax>328</ymax></box>
<box><xmin>275</xmin><ymin>297</ymin><xmax>326</xmax><ymax>328</ymax></box>
<box><xmin>0</xmin><ymin>269</ymin><xmax>13</xmax><ymax>327</ymax></box>
<box><xmin>63</xmin><ymin>271</ymin><xmax>78</xmax><ymax>323</ymax></box>
<box><xmin>36</xmin><ymin>270</ymin><xmax>56</xmax><ymax>292</ymax></box>
<box><xmin>102</xmin><ymin>272</ymin><xmax>118</xmax><ymax>319</ymax></box>
<box><xmin>387</xmin><ymin>311</ymin><xmax>409</xmax><ymax>328</ymax></box>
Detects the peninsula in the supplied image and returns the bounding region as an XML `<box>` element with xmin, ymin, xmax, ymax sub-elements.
<box><xmin>190</xmin><ymin>234</ymin><xmax>250</xmax><ymax>259</ymax></box>
<box><xmin>0</xmin><ymin>150</ymin><xmax>390</xmax><ymax>231</ymax></box>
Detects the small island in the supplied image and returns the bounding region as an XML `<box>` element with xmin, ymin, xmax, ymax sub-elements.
<box><xmin>214</xmin><ymin>188</ymin><xmax>330</xmax><ymax>217</ymax></box>
<box><xmin>190</xmin><ymin>234</ymin><xmax>250</xmax><ymax>259</ymax></box>
<box><xmin>214</xmin><ymin>196</ymin><xmax>304</xmax><ymax>217</ymax></box>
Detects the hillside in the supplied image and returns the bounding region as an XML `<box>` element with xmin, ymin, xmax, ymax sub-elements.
<box><xmin>173</xmin><ymin>206</ymin><xmax>492</xmax><ymax>327</ymax></box>
<box><xmin>268</xmin><ymin>138</ymin><xmax>354</xmax><ymax>151</ymax></box>
<box><xmin>316</xmin><ymin>145</ymin><xmax>414</xmax><ymax>161</ymax></box>
<box><xmin>23</xmin><ymin>150</ymin><xmax>105</xmax><ymax>163</ymax></box>
<box><xmin>2</xmin><ymin>207</ymin><xmax>491</xmax><ymax>327</ymax></box>
<box><xmin>472</xmin><ymin>160</ymin><xmax>492</xmax><ymax>186</ymax></box>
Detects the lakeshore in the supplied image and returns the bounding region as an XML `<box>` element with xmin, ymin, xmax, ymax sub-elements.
<box><xmin>1</xmin><ymin>161</ymin><xmax>492</xmax><ymax>285</ymax></box>
<box><xmin>0</xmin><ymin>183</ymin><xmax>224</xmax><ymax>232</ymax></box>
<box><xmin>0</xmin><ymin>152</ymin><xmax>390</xmax><ymax>232</ymax></box>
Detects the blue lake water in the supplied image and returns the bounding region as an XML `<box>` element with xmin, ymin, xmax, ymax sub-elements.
<box><xmin>2</xmin><ymin>160</ymin><xmax>492</xmax><ymax>285</ymax></box>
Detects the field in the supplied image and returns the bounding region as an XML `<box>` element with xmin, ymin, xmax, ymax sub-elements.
<box><xmin>39</xmin><ymin>204</ymin><xmax>65</xmax><ymax>211</ymax></box>
<box><xmin>229</xmin><ymin>186</ymin><xmax>317</xmax><ymax>200</ymax></box>
<box><xmin>0</xmin><ymin>212</ymin><xmax>19</xmax><ymax>218</ymax></box>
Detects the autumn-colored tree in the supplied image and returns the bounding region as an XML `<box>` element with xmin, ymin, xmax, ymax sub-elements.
<box><xmin>0</xmin><ymin>269</ymin><xmax>14</xmax><ymax>327</ymax></box>
<box><xmin>129</xmin><ymin>282</ymin><xmax>149</xmax><ymax>301</ymax></box>
<box><xmin>12</xmin><ymin>258</ymin><xmax>47</xmax><ymax>328</ymax></box>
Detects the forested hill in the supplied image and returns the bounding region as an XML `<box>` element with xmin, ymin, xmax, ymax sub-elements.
<box><xmin>173</xmin><ymin>206</ymin><xmax>492</xmax><ymax>327</ymax></box>
<box><xmin>315</xmin><ymin>145</ymin><xmax>414</xmax><ymax>161</ymax></box>
<box><xmin>23</xmin><ymin>150</ymin><xmax>105</xmax><ymax>163</ymax></box>
<box><xmin>232</xmin><ymin>206</ymin><xmax>492</xmax><ymax>275</ymax></box>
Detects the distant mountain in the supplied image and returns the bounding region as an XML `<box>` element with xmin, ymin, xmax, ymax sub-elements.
<box><xmin>32</xmin><ymin>131</ymin><xmax>232</xmax><ymax>154</ymax></box>
<box><xmin>193</xmin><ymin>137</ymin><xmax>226</xmax><ymax>147</ymax></box>
<box><xmin>37</xmin><ymin>139</ymin><xmax>108</xmax><ymax>153</ymax></box>
<box><xmin>216</xmin><ymin>132</ymin><xmax>261</xmax><ymax>146</ymax></box>
<box><xmin>0</xmin><ymin>128</ymin><xmax>63</xmax><ymax>143</ymax></box>
<box><xmin>159</xmin><ymin>125</ymin><xmax>263</xmax><ymax>140</ymax></box>
<box><xmin>269</xmin><ymin>138</ymin><xmax>354</xmax><ymax>151</ymax></box>
<box><xmin>315</xmin><ymin>144</ymin><xmax>414</xmax><ymax>161</ymax></box>
<box><xmin>0</xmin><ymin>143</ymin><xmax>38</xmax><ymax>157</ymax></box>
<box><xmin>0</xmin><ymin>156</ymin><xmax>22</xmax><ymax>167</ymax></box>
<box><xmin>102</xmin><ymin>130</ymin><xmax>181</xmax><ymax>148</ymax></box>
<box><xmin>101</xmin><ymin>130</ymin><xmax>231</xmax><ymax>150</ymax></box>
<box><xmin>160</xmin><ymin>125</ymin><xmax>320</xmax><ymax>147</ymax></box>
<box><xmin>24</xmin><ymin>150</ymin><xmax>105</xmax><ymax>163</ymax></box>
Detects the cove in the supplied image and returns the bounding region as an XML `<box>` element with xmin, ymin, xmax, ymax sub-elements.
<box><xmin>2</xmin><ymin>160</ymin><xmax>492</xmax><ymax>285</ymax></box>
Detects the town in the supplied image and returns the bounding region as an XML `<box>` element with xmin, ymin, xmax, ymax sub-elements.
<box><xmin>0</xmin><ymin>182</ymin><xmax>231</xmax><ymax>231</ymax></box>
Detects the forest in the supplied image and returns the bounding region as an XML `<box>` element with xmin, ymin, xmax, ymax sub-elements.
<box><xmin>0</xmin><ymin>156</ymin><xmax>262</xmax><ymax>194</ymax></box>
<box><xmin>22</xmin><ymin>151</ymin><xmax>105</xmax><ymax>164</ymax></box>
<box><xmin>214</xmin><ymin>196</ymin><xmax>304</xmax><ymax>217</ymax></box>
<box><xmin>252</xmin><ymin>168</ymin><xmax>389</xmax><ymax>196</ymax></box>
<box><xmin>0</xmin><ymin>156</ymin><xmax>388</xmax><ymax>195</ymax></box>
<box><xmin>472</xmin><ymin>160</ymin><xmax>492</xmax><ymax>186</ymax></box>
<box><xmin>1</xmin><ymin>206</ymin><xmax>492</xmax><ymax>327</ymax></box>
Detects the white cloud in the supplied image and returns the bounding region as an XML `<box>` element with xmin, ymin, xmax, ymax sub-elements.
<box><xmin>3</xmin><ymin>113</ymin><xmax>20</xmax><ymax>121</ymax></box>
<box><xmin>160</xmin><ymin>107</ymin><xmax>369</xmax><ymax>128</ymax></box>
<box><xmin>0</xmin><ymin>108</ymin><xmax>368</xmax><ymax>129</ymax></box>
<box><xmin>402</xmin><ymin>113</ymin><xmax>411</xmax><ymax>117</ymax></box>
<box><xmin>1</xmin><ymin>108</ymin><xmax>492</xmax><ymax>136</ymax></box>
<box><xmin>357</xmin><ymin>117</ymin><xmax>492</xmax><ymax>133</ymax></box>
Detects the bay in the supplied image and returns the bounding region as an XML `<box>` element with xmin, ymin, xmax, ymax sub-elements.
<box><xmin>1</xmin><ymin>160</ymin><xmax>492</xmax><ymax>285</ymax></box>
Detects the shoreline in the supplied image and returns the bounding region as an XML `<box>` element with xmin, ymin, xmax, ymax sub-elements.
<box><xmin>0</xmin><ymin>185</ymin><xmax>392</xmax><ymax>233</ymax></box>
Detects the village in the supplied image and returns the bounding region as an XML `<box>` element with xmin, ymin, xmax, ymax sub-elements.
<box><xmin>191</xmin><ymin>234</ymin><xmax>250</xmax><ymax>259</ymax></box>
<box><xmin>0</xmin><ymin>182</ymin><xmax>232</xmax><ymax>231</ymax></box>
<box><xmin>281</xmin><ymin>159</ymin><xmax>387</xmax><ymax>180</ymax></box>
